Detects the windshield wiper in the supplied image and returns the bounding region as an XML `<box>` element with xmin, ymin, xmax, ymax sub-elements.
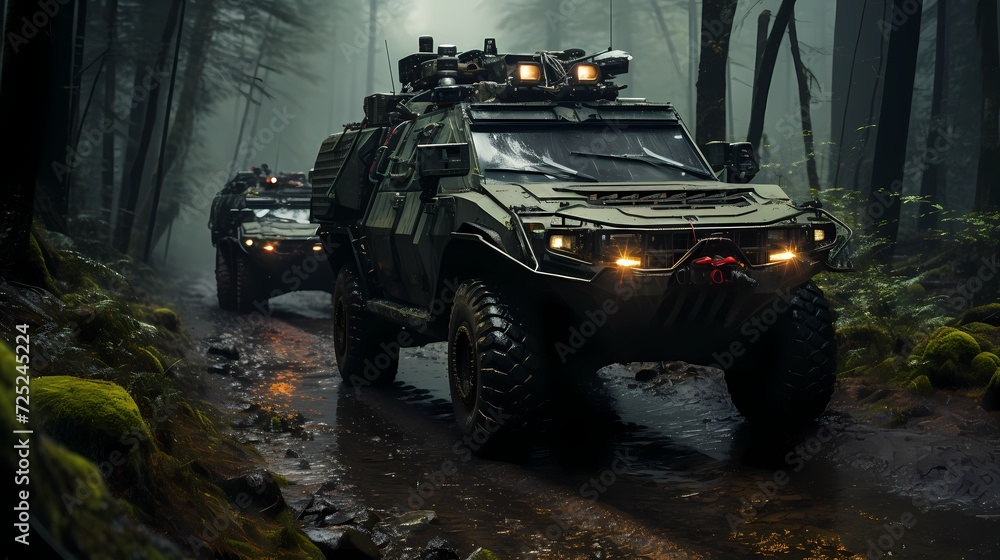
<box><xmin>484</xmin><ymin>162</ymin><xmax>598</xmax><ymax>182</ymax></box>
<box><xmin>570</xmin><ymin>148</ymin><xmax>716</xmax><ymax>180</ymax></box>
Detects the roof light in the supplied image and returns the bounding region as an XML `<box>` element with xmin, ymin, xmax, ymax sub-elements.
<box><xmin>516</xmin><ymin>62</ymin><xmax>542</xmax><ymax>85</ymax></box>
<box><xmin>616</xmin><ymin>256</ymin><xmax>642</xmax><ymax>268</ymax></box>
<box><xmin>267</xmin><ymin>176</ymin><xmax>278</xmax><ymax>184</ymax></box>
<box><xmin>814</xmin><ymin>229</ymin><xmax>826</xmax><ymax>242</ymax></box>
<box><xmin>769</xmin><ymin>251</ymin><xmax>796</xmax><ymax>263</ymax></box>
<box><xmin>572</xmin><ymin>63</ymin><xmax>600</xmax><ymax>84</ymax></box>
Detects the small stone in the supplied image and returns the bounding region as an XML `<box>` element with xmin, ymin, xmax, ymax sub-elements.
<box><xmin>908</xmin><ymin>405</ymin><xmax>933</xmax><ymax>418</ymax></box>
<box><xmin>304</xmin><ymin>527</ymin><xmax>381</xmax><ymax>559</ymax></box>
<box><xmin>298</xmin><ymin>459</ymin><xmax>311</xmax><ymax>470</ymax></box>
<box><xmin>285</xmin><ymin>449</ymin><xmax>299</xmax><ymax>458</ymax></box>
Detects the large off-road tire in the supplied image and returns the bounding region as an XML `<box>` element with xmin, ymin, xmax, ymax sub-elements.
<box><xmin>215</xmin><ymin>245</ymin><xmax>237</xmax><ymax>311</ymax></box>
<box><xmin>448</xmin><ymin>280</ymin><xmax>548</xmax><ymax>455</ymax></box>
<box><xmin>235</xmin><ymin>253</ymin><xmax>267</xmax><ymax>313</ymax></box>
<box><xmin>332</xmin><ymin>266</ymin><xmax>398</xmax><ymax>387</ymax></box>
<box><xmin>724</xmin><ymin>281</ymin><xmax>836</xmax><ymax>427</ymax></box>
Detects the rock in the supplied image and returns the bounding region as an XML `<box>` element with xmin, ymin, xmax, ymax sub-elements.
<box><xmin>285</xmin><ymin>448</ymin><xmax>300</xmax><ymax>458</ymax></box>
<box><xmin>924</xmin><ymin>330</ymin><xmax>980</xmax><ymax>367</ymax></box>
<box><xmin>959</xmin><ymin>303</ymin><xmax>1000</xmax><ymax>327</ymax></box>
<box><xmin>321</xmin><ymin>510</ymin><xmax>357</xmax><ymax>526</ymax></box>
<box><xmin>151</xmin><ymin>307</ymin><xmax>180</xmax><ymax>331</ymax></box>
<box><xmin>299</xmin><ymin>496</ymin><xmax>339</xmax><ymax>520</ymax></box>
<box><xmin>635</xmin><ymin>368</ymin><xmax>658</xmax><ymax>382</ymax></box>
<box><xmin>465</xmin><ymin>549</ymin><xmax>502</xmax><ymax>560</ymax></box>
<box><xmin>837</xmin><ymin>324</ymin><xmax>894</xmax><ymax>370</ymax></box>
<box><xmin>982</xmin><ymin>370</ymin><xmax>1000</xmax><ymax>412</ymax></box>
<box><xmin>419</xmin><ymin>537</ymin><xmax>460</xmax><ymax>560</ymax></box>
<box><xmin>971</xmin><ymin>353</ymin><xmax>1000</xmax><ymax>385</ymax></box>
<box><xmin>394</xmin><ymin>510</ymin><xmax>437</xmax><ymax>527</ymax></box>
<box><xmin>854</xmin><ymin>385</ymin><xmax>877</xmax><ymax>401</ymax></box>
<box><xmin>859</xmin><ymin>387</ymin><xmax>894</xmax><ymax>404</ymax></box>
<box><xmin>304</xmin><ymin>527</ymin><xmax>381</xmax><ymax>559</ymax></box>
<box><xmin>299</xmin><ymin>459</ymin><xmax>312</xmax><ymax>470</ymax></box>
<box><xmin>218</xmin><ymin>469</ymin><xmax>287</xmax><ymax>517</ymax></box>
<box><xmin>907</xmin><ymin>375</ymin><xmax>934</xmax><ymax>397</ymax></box>
<box><xmin>208</xmin><ymin>346</ymin><xmax>239</xmax><ymax>360</ymax></box>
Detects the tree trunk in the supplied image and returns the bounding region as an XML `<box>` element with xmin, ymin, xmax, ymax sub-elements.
<box><xmin>752</xmin><ymin>10</ymin><xmax>771</xmax><ymax>111</ymax></box>
<box><xmin>34</xmin><ymin>0</ymin><xmax>78</xmax><ymax>234</ymax></box>
<box><xmin>114</xmin><ymin>0</ymin><xmax>185</xmax><ymax>253</ymax></box>
<box><xmin>974</xmin><ymin>0</ymin><xmax>1000</xmax><ymax>211</ymax></box>
<box><xmin>365</xmin><ymin>0</ymin><xmax>377</xmax><ymax>93</ymax></box>
<box><xmin>0</xmin><ymin>0</ymin><xmax>53</xmax><ymax>278</ymax></box>
<box><xmin>918</xmin><ymin>0</ymin><xmax>948</xmax><ymax>229</ymax></box>
<box><xmin>746</xmin><ymin>0</ymin><xmax>797</xmax><ymax>154</ymax></box>
<box><xmin>101</xmin><ymin>0</ymin><xmax>119</xmax><ymax>230</ymax></box>
<box><xmin>688</xmin><ymin>0</ymin><xmax>698</xmax><ymax>129</ymax></box>
<box><xmin>648</xmin><ymin>0</ymin><xmax>684</xmax><ymax>79</ymax></box>
<box><xmin>696</xmin><ymin>0</ymin><xmax>738</xmax><ymax>148</ymax></box>
<box><xmin>63</xmin><ymin>0</ymin><xmax>88</xmax><ymax>210</ymax></box>
<box><xmin>867</xmin><ymin>0</ymin><xmax>923</xmax><ymax>261</ymax></box>
<box><xmin>788</xmin><ymin>9</ymin><xmax>820</xmax><ymax>190</ymax></box>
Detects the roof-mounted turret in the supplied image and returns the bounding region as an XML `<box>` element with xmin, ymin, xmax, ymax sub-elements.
<box><xmin>397</xmin><ymin>37</ymin><xmax>632</xmax><ymax>104</ymax></box>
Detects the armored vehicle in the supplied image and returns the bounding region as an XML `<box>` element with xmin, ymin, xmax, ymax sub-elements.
<box><xmin>210</xmin><ymin>169</ymin><xmax>333</xmax><ymax>312</ymax></box>
<box><xmin>310</xmin><ymin>37</ymin><xmax>852</xmax><ymax>449</ymax></box>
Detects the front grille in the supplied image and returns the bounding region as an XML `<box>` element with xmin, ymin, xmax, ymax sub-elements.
<box><xmin>598</xmin><ymin>229</ymin><xmax>770</xmax><ymax>267</ymax></box>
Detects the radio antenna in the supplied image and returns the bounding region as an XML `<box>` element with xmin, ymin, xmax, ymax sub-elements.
<box><xmin>385</xmin><ymin>39</ymin><xmax>396</xmax><ymax>94</ymax></box>
<box><xmin>609</xmin><ymin>0</ymin><xmax>614</xmax><ymax>50</ymax></box>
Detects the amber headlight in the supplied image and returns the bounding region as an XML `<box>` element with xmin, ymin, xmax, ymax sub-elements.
<box><xmin>546</xmin><ymin>230</ymin><xmax>592</xmax><ymax>261</ymax></box>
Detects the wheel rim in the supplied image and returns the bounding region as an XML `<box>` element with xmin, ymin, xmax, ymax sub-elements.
<box><xmin>333</xmin><ymin>297</ymin><xmax>347</xmax><ymax>359</ymax></box>
<box><xmin>453</xmin><ymin>323</ymin><xmax>477</xmax><ymax>411</ymax></box>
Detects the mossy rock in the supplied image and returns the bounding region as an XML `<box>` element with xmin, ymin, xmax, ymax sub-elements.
<box><xmin>959</xmin><ymin>303</ymin><xmax>1000</xmax><ymax>327</ymax></box>
<box><xmin>924</xmin><ymin>330</ymin><xmax>981</xmax><ymax>366</ymax></box>
<box><xmin>466</xmin><ymin>548</ymin><xmax>502</xmax><ymax>560</ymax></box>
<box><xmin>908</xmin><ymin>375</ymin><xmax>934</xmax><ymax>396</ymax></box>
<box><xmin>869</xmin><ymin>357</ymin><xmax>901</xmax><ymax>382</ymax></box>
<box><xmin>151</xmin><ymin>307</ymin><xmax>181</xmax><ymax>332</ymax></box>
<box><xmin>836</xmin><ymin>324</ymin><xmax>894</xmax><ymax>370</ymax></box>
<box><xmin>982</xmin><ymin>369</ymin><xmax>1000</xmax><ymax>411</ymax></box>
<box><xmin>961</xmin><ymin>322</ymin><xmax>1000</xmax><ymax>335</ymax></box>
<box><xmin>34</xmin><ymin>376</ymin><xmax>155</xmax><ymax>483</ymax></box>
<box><xmin>971</xmin><ymin>353</ymin><xmax>1000</xmax><ymax>385</ymax></box>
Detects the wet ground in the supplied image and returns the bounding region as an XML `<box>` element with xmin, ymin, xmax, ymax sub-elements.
<box><xmin>171</xmin><ymin>272</ymin><xmax>1000</xmax><ymax>559</ymax></box>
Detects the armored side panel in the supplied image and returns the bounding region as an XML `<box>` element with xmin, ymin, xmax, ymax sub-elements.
<box><xmin>310</xmin><ymin>128</ymin><xmax>383</xmax><ymax>224</ymax></box>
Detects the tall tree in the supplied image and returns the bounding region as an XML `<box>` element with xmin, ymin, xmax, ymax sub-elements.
<box><xmin>788</xmin><ymin>10</ymin><xmax>820</xmax><ymax>190</ymax></box>
<box><xmin>696</xmin><ymin>0</ymin><xmax>738</xmax><ymax>148</ymax></box>
<box><xmin>974</xmin><ymin>0</ymin><xmax>1000</xmax><ymax>211</ymax></box>
<box><xmin>867</xmin><ymin>0</ymin><xmax>923</xmax><ymax>260</ymax></box>
<box><xmin>919</xmin><ymin>0</ymin><xmax>949</xmax><ymax>229</ymax></box>
<box><xmin>114</xmin><ymin>0</ymin><xmax>185</xmax><ymax>253</ymax></box>
<box><xmin>365</xmin><ymin>0</ymin><xmax>377</xmax><ymax>94</ymax></box>
<box><xmin>101</xmin><ymin>0</ymin><xmax>119</xmax><ymax>228</ymax></box>
<box><xmin>746</xmin><ymin>0</ymin><xmax>797</xmax><ymax>154</ymax></box>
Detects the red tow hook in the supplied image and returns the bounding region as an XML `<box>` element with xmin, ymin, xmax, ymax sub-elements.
<box><xmin>693</xmin><ymin>256</ymin><xmax>740</xmax><ymax>285</ymax></box>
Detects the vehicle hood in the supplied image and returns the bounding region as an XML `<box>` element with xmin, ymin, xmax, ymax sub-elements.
<box><xmin>484</xmin><ymin>180</ymin><xmax>803</xmax><ymax>228</ymax></box>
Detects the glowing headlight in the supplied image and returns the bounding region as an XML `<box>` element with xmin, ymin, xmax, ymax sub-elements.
<box><xmin>312</xmin><ymin>244</ymin><xmax>323</xmax><ymax>252</ymax></box>
<box><xmin>616</xmin><ymin>256</ymin><xmax>641</xmax><ymax>268</ymax></box>
<box><xmin>814</xmin><ymin>229</ymin><xmax>826</xmax><ymax>242</ymax></box>
<box><xmin>572</xmin><ymin>63</ymin><xmax>600</xmax><ymax>84</ymax></box>
<box><xmin>769</xmin><ymin>251</ymin><xmax>796</xmax><ymax>263</ymax></box>
<box><xmin>516</xmin><ymin>62</ymin><xmax>542</xmax><ymax>84</ymax></box>
<box><xmin>549</xmin><ymin>235</ymin><xmax>572</xmax><ymax>250</ymax></box>
<box><xmin>262</xmin><ymin>244</ymin><xmax>275</xmax><ymax>252</ymax></box>
<box><xmin>244</xmin><ymin>238</ymin><xmax>254</xmax><ymax>246</ymax></box>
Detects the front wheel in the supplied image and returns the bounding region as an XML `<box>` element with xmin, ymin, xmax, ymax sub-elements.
<box><xmin>448</xmin><ymin>280</ymin><xmax>547</xmax><ymax>456</ymax></box>
<box><xmin>215</xmin><ymin>245</ymin><xmax>237</xmax><ymax>311</ymax></box>
<box><xmin>235</xmin><ymin>253</ymin><xmax>267</xmax><ymax>313</ymax></box>
<box><xmin>332</xmin><ymin>266</ymin><xmax>398</xmax><ymax>387</ymax></box>
<box><xmin>724</xmin><ymin>281</ymin><xmax>836</xmax><ymax>427</ymax></box>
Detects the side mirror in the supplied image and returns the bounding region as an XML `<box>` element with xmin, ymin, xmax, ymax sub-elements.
<box><xmin>417</xmin><ymin>143</ymin><xmax>471</xmax><ymax>177</ymax></box>
<box><xmin>703</xmin><ymin>141</ymin><xmax>759</xmax><ymax>184</ymax></box>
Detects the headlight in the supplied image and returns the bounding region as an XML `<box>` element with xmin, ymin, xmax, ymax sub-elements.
<box><xmin>244</xmin><ymin>238</ymin><xmax>254</xmax><ymax>247</ymax></box>
<box><xmin>571</xmin><ymin>63</ymin><xmax>600</xmax><ymax>84</ymax></box>
<box><xmin>515</xmin><ymin>62</ymin><xmax>542</xmax><ymax>84</ymax></box>
<box><xmin>549</xmin><ymin>234</ymin><xmax>574</xmax><ymax>251</ymax></box>
<box><xmin>262</xmin><ymin>243</ymin><xmax>275</xmax><ymax>252</ymax></box>
<box><xmin>546</xmin><ymin>230</ymin><xmax>593</xmax><ymax>261</ymax></box>
<box><xmin>768</xmin><ymin>251</ymin><xmax>797</xmax><ymax>263</ymax></box>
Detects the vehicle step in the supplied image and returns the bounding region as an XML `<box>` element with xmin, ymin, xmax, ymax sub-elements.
<box><xmin>367</xmin><ymin>299</ymin><xmax>432</xmax><ymax>326</ymax></box>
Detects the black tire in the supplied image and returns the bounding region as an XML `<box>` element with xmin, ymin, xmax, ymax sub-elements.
<box><xmin>724</xmin><ymin>281</ymin><xmax>836</xmax><ymax>426</ymax></box>
<box><xmin>332</xmin><ymin>266</ymin><xmax>398</xmax><ymax>387</ymax></box>
<box><xmin>448</xmin><ymin>280</ymin><xmax>547</xmax><ymax>455</ymax></box>
<box><xmin>215</xmin><ymin>245</ymin><xmax>237</xmax><ymax>311</ymax></box>
<box><xmin>235</xmin><ymin>253</ymin><xmax>267</xmax><ymax>313</ymax></box>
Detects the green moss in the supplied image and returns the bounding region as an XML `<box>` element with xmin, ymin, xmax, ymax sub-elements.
<box><xmin>870</xmin><ymin>357</ymin><xmax>900</xmax><ymax>382</ymax></box>
<box><xmin>982</xmin><ymin>369</ymin><xmax>1000</xmax><ymax>411</ymax></box>
<box><xmin>961</xmin><ymin>322</ymin><xmax>999</xmax><ymax>335</ymax></box>
<box><xmin>466</xmin><ymin>548</ymin><xmax>502</xmax><ymax>560</ymax></box>
<box><xmin>837</xmin><ymin>324</ymin><xmax>894</xmax><ymax>371</ymax></box>
<box><xmin>924</xmin><ymin>330</ymin><xmax>981</xmax><ymax>366</ymax></box>
<box><xmin>971</xmin><ymin>353</ymin><xmax>1000</xmax><ymax>385</ymax></box>
<box><xmin>908</xmin><ymin>375</ymin><xmax>934</xmax><ymax>396</ymax></box>
<box><xmin>34</xmin><ymin>376</ymin><xmax>155</xmax><ymax>481</ymax></box>
<box><xmin>151</xmin><ymin>307</ymin><xmax>181</xmax><ymax>332</ymax></box>
<box><xmin>27</xmin><ymin>233</ymin><xmax>61</xmax><ymax>294</ymax></box>
<box><xmin>959</xmin><ymin>303</ymin><xmax>1000</xmax><ymax>327</ymax></box>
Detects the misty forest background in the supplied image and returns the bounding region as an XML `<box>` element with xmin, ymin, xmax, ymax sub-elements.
<box><xmin>2</xmin><ymin>0</ymin><xmax>1000</xmax><ymax>317</ymax></box>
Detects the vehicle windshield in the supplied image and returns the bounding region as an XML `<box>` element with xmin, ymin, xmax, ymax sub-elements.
<box><xmin>472</xmin><ymin>124</ymin><xmax>714</xmax><ymax>184</ymax></box>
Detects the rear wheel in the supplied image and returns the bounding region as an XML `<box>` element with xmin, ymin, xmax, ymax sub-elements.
<box><xmin>724</xmin><ymin>281</ymin><xmax>836</xmax><ymax>427</ymax></box>
<box><xmin>448</xmin><ymin>280</ymin><xmax>547</xmax><ymax>456</ymax></box>
<box><xmin>332</xmin><ymin>266</ymin><xmax>398</xmax><ymax>387</ymax></box>
<box><xmin>215</xmin><ymin>245</ymin><xmax>237</xmax><ymax>311</ymax></box>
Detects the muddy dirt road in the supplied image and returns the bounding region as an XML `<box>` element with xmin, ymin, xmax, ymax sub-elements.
<box><xmin>172</xmin><ymin>272</ymin><xmax>999</xmax><ymax>559</ymax></box>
